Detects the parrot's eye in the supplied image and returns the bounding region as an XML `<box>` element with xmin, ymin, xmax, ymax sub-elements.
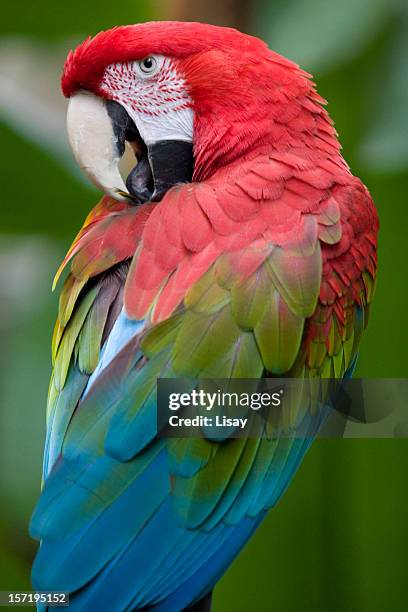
<box><xmin>70</xmin><ymin>53</ymin><xmax>193</xmax><ymax>203</ymax></box>
<box><xmin>138</xmin><ymin>56</ymin><xmax>158</xmax><ymax>75</ymax></box>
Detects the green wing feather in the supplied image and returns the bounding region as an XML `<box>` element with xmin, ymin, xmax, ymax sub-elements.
<box><xmin>133</xmin><ymin>230</ymin><xmax>373</xmax><ymax>529</ymax></box>
<box><xmin>40</xmin><ymin>174</ymin><xmax>377</xmax><ymax>539</ymax></box>
<box><xmin>44</xmin><ymin>263</ymin><xmax>128</xmax><ymax>478</ymax></box>
<box><xmin>132</xmin><ymin>238</ymin><xmax>320</xmax><ymax>528</ymax></box>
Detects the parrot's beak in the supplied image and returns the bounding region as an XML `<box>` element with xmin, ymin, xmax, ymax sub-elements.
<box><xmin>67</xmin><ymin>92</ymin><xmax>129</xmax><ymax>201</ymax></box>
<box><xmin>67</xmin><ymin>91</ymin><xmax>193</xmax><ymax>203</ymax></box>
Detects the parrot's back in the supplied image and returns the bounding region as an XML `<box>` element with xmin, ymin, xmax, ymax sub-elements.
<box><xmin>30</xmin><ymin>21</ymin><xmax>379</xmax><ymax>612</ymax></box>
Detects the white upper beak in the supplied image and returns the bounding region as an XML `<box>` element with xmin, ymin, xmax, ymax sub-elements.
<box><xmin>67</xmin><ymin>91</ymin><xmax>128</xmax><ymax>201</ymax></box>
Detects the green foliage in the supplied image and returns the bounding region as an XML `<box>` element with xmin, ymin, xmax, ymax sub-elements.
<box><xmin>254</xmin><ymin>0</ymin><xmax>389</xmax><ymax>72</ymax></box>
<box><xmin>1</xmin><ymin>0</ymin><xmax>155</xmax><ymax>40</ymax></box>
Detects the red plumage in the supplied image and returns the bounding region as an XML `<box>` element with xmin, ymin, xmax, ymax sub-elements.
<box><xmin>61</xmin><ymin>21</ymin><xmax>342</xmax><ymax>180</ymax></box>
<box><xmin>57</xmin><ymin>21</ymin><xmax>378</xmax><ymax>367</ymax></box>
<box><xmin>39</xmin><ymin>22</ymin><xmax>380</xmax><ymax>610</ymax></box>
<box><xmin>61</xmin><ymin>22</ymin><xmax>269</xmax><ymax>98</ymax></box>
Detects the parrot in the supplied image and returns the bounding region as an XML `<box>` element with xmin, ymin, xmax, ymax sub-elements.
<box><xmin>30</xmin><ymin>21</ymin><xmax>379</xmax><ymax>612</ymax></box>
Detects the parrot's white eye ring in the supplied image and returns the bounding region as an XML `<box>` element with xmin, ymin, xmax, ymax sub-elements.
<box><xmin>138</xmin><ymin>56</ymin><xmax>158</xmax><ymax>75</ymax></box>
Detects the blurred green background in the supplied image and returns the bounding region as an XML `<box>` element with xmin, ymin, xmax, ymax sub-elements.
<box><xmin>0</xmin><ymin>0</ymin><xmax>407</xmax><ymax>610</ymax></box>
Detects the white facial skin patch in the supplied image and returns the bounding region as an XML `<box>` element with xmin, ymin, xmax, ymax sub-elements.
<box><xmin>101</xmin><ymin>55</ymin><xmax>194</xmax><ymax>145</ymax></box>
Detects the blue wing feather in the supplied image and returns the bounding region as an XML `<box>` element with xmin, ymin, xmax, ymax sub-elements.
<box><xmin>33</xmin><ymin>283</ymin><xmax>360</xmax><ymax>610</ymax></box>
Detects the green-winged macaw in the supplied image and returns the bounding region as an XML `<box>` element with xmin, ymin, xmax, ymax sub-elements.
<box><xmin>30</xmin><ymin>21</ymin><xmax>379</xmax><ymax>612</ymax></box>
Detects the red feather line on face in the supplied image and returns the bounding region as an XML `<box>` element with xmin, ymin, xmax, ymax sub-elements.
<box><xmin>61</xmin><ymin>22</ymin><xmax>269</xmax><ymax>97</ymax></box>
<box><xmin>61</xmin><ymin>21</ymin><xmax>340</xmax><ymax>179</ymax></box>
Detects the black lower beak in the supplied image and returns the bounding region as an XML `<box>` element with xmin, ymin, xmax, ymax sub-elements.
<box><xmin>106</xmin><ymin>100</ymin><xmax>193</xmax><ymax>204</ymax></box>
<box><xmin>125</xmin><ymin>150</ymin><xmax>154</xmax><ymax>203</ymax></box>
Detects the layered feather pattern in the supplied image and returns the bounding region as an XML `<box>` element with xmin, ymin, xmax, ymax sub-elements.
<box><xmin>32</xmin><ymin>21</ymin><xmax>379</xmax><ymax>611</ymax></box>
<box><xmin>32</xmin><ymin>146</ymin><xmax>378</xmax><ymax>610</ymax></box>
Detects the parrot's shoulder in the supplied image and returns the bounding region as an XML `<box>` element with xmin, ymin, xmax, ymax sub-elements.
<box><xmin>121</xmin><ymin>150</ymin><xmax>369</xmax><ymax>321</ymax></box>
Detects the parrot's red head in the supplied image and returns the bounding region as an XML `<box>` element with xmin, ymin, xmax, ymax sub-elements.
<box><xmin>62</xmin><ymin>21</ymin><xmax>339</xmax><ymax>202</ymax></box>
